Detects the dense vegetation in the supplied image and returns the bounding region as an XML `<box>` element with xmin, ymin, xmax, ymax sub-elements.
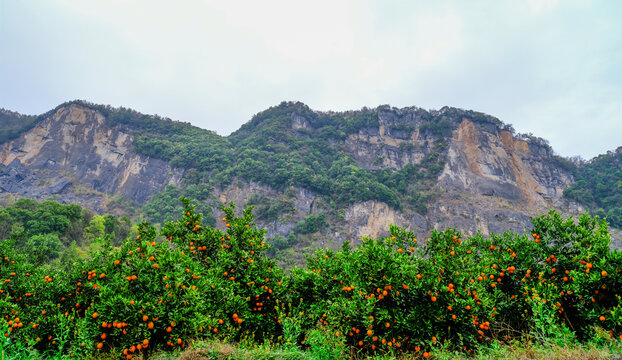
<box><xmin>63</xmin><ymin>101</ymin><xmax>450</xmax><ymax>214</ymax></box>
<box><xmin>0</xmin><ymin>198</ymin><xmax>132</xmax><ymax>266</ymax></box>
<box><xmin>141</xmin><ymin>184</ymin><xmax>215</xmax><ymax>227</ymax></box>
<box><xmin>0</xmin><ymin>109</ymin><xmax>39</xmax><ymax>145</ymax></box>
<box><xmin>564</xmin><ymin>148</ymin><xmax>622</xmax><ymax>228</ymax></box>
<box><xmin>76</xmin><ymin>100</ymin><xmax>584</xmax><ymax>221</ymax></box>
<box><xmin>2</xmin><ymin>100</ymin><xmax>620</xmax><ymax>231</ymax></box>
<box><xmin>1</xmin><ymin>197</ymin><xmax>621</xmax><ymax>359</ymax></box>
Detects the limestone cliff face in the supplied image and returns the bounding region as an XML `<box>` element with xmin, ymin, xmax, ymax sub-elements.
<box><xmin>216</xmin><ymin>106</ymin><xmax>579</xmax><ymax>246</ymax></box>
<box><xmin>0</xmin><ymin>104</ymin><xmax>183</xmax><ymax>211</ymax></box>
<box><xmin>344</xmin><ymin>108</ymin><xmax>431</xmax><ymax>170</ymax></box>
<box><xmin>343</xmin><ymin>201</ymin><xmax>427</xmax><ymax>240</ymax></box>
<box><xmin>429</xmin><ymin>118</ymin><xmax>576</xmax><ymax>236</ymax></box>
<box><xmin>0</xmin><ymin>102</ymin><xmax>593</xmax><ymax>248</ymax></box>
<box><xmin>213</xmin><ymin>180</ymin><xmax>319</xmax><ymax>239</ymax></box>
<box><xmin>287</xmin><ymin>106</ymin><xmax>579</xmax><ymax>241</ymax></box>
<box><xmin>439</xmin><ymin>119</ymin><xmax>572</xmax><ymax>207</ymax></box>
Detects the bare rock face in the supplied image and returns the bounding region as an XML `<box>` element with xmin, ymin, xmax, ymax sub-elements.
<box><xmin>213</xmin><ymin>180</ymin><xmax>321</xmax><ymax>239</ymax></box>
<box><xmin>345</xmin><ymin>108</ymin><xmax>431</xmax><ymax>170</ymax></box>
<box><xmin>215</xmin><ymin>107</ymin><xmax>581</xmax><ymax>247</ymax></box>
<box><xmin>0</xmin><ymin>104</ymin><xmax>183</xmax><ymax>210</ymax></box>
<box><xmin>439</xmin><ymin>119</ymin><xmax>573</xmax><ymax>207</ymax></box>
<box><xmin>2</xmin><ymin>101</ymin><xmax>612</xmax><ymax>249</ymax></box>
<box><xmin>343</xmin><ymin>201</ymin><xmax>427</xmax><ymax>241</ymax></box>
<box><xmin>218</xmin><ymin>106</ymin><xmax>586</xmax><ymax>247</ymax></box>
<box><xmin>432</xmin><ymin>119</ymin><xmax>575</xmax><ymax>237</ymax></box>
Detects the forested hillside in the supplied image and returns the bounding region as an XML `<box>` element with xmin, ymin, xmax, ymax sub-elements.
<box><xmin>564</xmin><ymin>147</ymin><xmax>622</xmax><ymax>228</ymax></box>
<box><xmin>82</xmin><ymin>101</ymin><xmax>449</xmax><ymax>212</ymax></box>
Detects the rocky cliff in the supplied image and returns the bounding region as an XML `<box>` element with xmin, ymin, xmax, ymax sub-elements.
<box><xmin>271</xmin><ymin>106</ymin><xmax>579</xmax><ymax>244</ymax></box>
<box><xmin>0</xmin><ymin>103</ymin><xmax>183</xmax><ymax>213</ymax></box>
<box><xmin>1</xmin><ymin>101</ymin><xmax>613</xmax><ymax>256</ymax></box>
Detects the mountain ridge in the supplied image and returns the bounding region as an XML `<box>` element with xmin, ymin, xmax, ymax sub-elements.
<box><xmin>1</xmin><ymin>100</ymin><xmax>620</xmax><ymax>262</ymax></box>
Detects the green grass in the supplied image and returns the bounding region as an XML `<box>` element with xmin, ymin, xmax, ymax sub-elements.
<box><xmin>4</xmin><ymin>335</ymin><xmax>620</xmax><ymax>360</ymax></box>
<box><xmin>147</xmin><ymin>333</ymin><xmax>621</xmax><ymax>360</ymax></box>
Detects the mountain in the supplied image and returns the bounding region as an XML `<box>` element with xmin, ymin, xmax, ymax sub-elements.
<box><xmin>0</xmin><ymin>103</ymin><xmax>184</xmax><ymax>213</ymax></box>
<box><xmin>1</xmin><ymin>100</ymin><xmax>620</xmax><ymax>263</ymax></box>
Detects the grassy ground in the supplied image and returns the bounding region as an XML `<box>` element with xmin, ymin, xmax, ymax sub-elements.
<box><xmin>5</xmin><ymin>331</ymin><xmax>621</xmax><ymax>360</ymax></box>
<box><xmin>144</xmin><ymin>336</ymin><xmax>621</xmax><ymax>360</ymax></box>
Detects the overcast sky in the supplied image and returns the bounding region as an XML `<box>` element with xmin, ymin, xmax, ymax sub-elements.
<box><xmin>1</xmin><ymin>0</ymin><xmax>620</xmax><ymax>159</ymax></box>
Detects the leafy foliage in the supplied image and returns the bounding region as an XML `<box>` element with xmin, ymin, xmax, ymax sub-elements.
<box><xmin>295</xmin><ymin>213</ymin><xmax>327</xmax><ymax>235</ymax></box>
<box><xmin>1</xmin><ymin>198</ymin><xmax>621</xmax><ymax>359</ymax></box>
<box><xmin>142</xmin><ymin>185</ymin><xmax>215</xmax><ymax>227</ymax></box>
<box><xmin>0</xmin><ymin>199</ymin><xmax>130</xmax><ymax>265</ymax></box>
<box><xmin>564</xmin><ymin>148</ymin><xmax>622</xmax><ymax>228</ymax></box>
<box><xmin>246</xmin><ymin>193</ymin><xmax>296</xmax><ymax>222</ymax></box>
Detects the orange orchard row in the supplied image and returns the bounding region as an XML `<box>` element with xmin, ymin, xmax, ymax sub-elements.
<box><xmin>1</xmin><ymin>202</ymin><xmax>621</xmax><ymax>358</ymax></box>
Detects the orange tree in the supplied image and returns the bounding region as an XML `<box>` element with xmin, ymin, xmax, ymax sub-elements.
<box><xmin>0</xmin><ymin>199</ymin><xmax>285</xmax><ymax>359</ymax></box>
<box><xmin>159</xmin><ymin>199</ymin><xmax>286</xmax><ymax>341</ymax></box>
<box><xmin>478</xmin><ymin>211</ymin><xmax>622</xmax><ymax>342</ymax></box>
<box><xmin>287</xmin><ymin>211</ymin><xmax>622</xmax><ymax>356</ymax></box>
<box><xmin>527</xmin><ymin>211</ymin><xmax>622</xmax><ymax>340</ymax></box>
<box><xmin>2</xmin><ymin>198</ymin><xmax>622</xmax><ymax>358</ymax></box>
<box><xmin>288</xmin><ymin>225</ymin><xmax>493</xmax><ymax>356</ymax></box>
